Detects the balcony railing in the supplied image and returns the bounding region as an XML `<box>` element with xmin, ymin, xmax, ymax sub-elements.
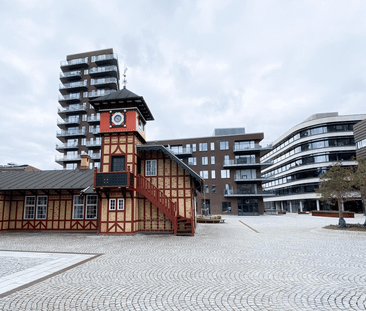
<box><xmin>89</xmin><ymin>128</ymin><xmax>100</xmax><ymax>135</ymax></box>
<box><xmin>58</xmin><ymin>104</ymin><xmax>87</xmax><ymax>114</ymax></box>
<box><xmin>83</xmin><ymin>89</ymin><xmax>116</xmax><ymax>99</ymax></box>
<box><xmin>56</xmin><ymin>143</ymin><xmax>79</xmax><ymax>150</ymax></box>
<box><xmin>55</xmin><ymin>155</ymin><xmax>81</xmax><ymax>162</ymax></box>
<box><xmin>91</xmin><ymin>77</ymin><xmax>118</xmax><ymax>87</ymax></box>
<box><xmin>234</xmin><ymin>175</ymin><xmax>272</xmax><ymax>182</ymax></box>
<box><xmin>224</xmin><ymin>189</ymin><xmax>275</xmax><ymax>197</ymax></box>
<box><xmin>57</xmin><ymin>117</ymin><xmax>80</xmax><ymax>126</ymax></box>
<box><xmin>59</xmin><ymin>70</ymin><xmax>82</xmax><ymax>80</ymax></box>
<box><xmin>58</xmin><ymin>93</ymin><xmax>81</xmax><ymax>102</ymax></box>
<box><xmin>86</xmin><ymin>140</ymin><xmax>102</xmax><ymax>147</ymax></box>
<box><xmin>167</xmin><ymin>147</ymin><xmax>193</xmax><ymax>157</ymax></box>
<box><xmin>92</xmin><ymin>54</ymin><xmax>118</xmax><ymax>63</ymax></box>
<box><xmin>56</xmin><ymin>129</ymin><xmax>86</xmax><ymax>137</ymax></box>
<box><xmin>90</xmin><ymin>153</ymin><xmax>101</xmax><ymax>160</ymax></box>
<box><xmin>89</xmin><ymin>65</ymin><xmax>119</xmax><ymax>76</ymax></box>
<box><xmin>223</xmin><ymin>159</ymin><xmax>274</xmax><ymax>167</ymax></box>
<box><xmin>87</xmin><ymin>115</ymin><xmax>100</xmax><ymax>123</ymax></box>
<box><xmin>94</xmin><ymin>170</ymin><xmax>134</xmax><ymax>188</ymax></box>
<box><xmin>59</xmin><ymin>80</ymin><xmax>87</xmax><ymax>90</ymax></box>
<box><xmin>233</xmin><ymin>144</ymin><xmax>272</xmax><ymax>152</ymax></box>
<box><xmin>60</xmin><ymin>57</ymin><xmax>88</xmax><ymax>67</ymax></box>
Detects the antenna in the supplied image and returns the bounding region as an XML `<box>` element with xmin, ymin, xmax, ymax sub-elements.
<box><xmin>123</xmin><ymin>66</ymin><xmax>128</xmax><ymax>89</ymax></box>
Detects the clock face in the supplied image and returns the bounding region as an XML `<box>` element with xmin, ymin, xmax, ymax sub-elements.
<box><xmin>112</xmin><ymin>112</ymin><xmax>124</xmax><ymax>126</ymax></box>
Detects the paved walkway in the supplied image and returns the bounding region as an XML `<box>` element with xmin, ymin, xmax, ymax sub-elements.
<box><xmin>0</xmin><ymin>214</ymin><xmax>365</xmax><ymax>310</ymax></box>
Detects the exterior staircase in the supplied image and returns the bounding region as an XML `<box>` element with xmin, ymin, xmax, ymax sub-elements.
<box><xmin>136</xmin><ymin>174</ymin><xmax>195</xmax><ymax>236</ymax></box>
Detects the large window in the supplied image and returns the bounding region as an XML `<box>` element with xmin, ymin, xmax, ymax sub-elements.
<box><xmin>24</xmin><ymin>196</ymin><xmax>35</xmax><ymax>219</ymax></box>
<box><xmin>199</xmin><ymin>143</ymin><xmax>208</xmax><ymax>151</ymax></box>
<box><xmin>146</xmin><ymin>160</ymin><xmax>157</xmax><ymax>176</ymax></box>
<box><xmin>86</xmin><ymin>195</ymin><xmax>98</xmax><ymax>219</ymax></box>
<box><xmin>222</xmin><ymin>202</ymin><xmax>232</xmax><ymax>213</ymax></box>
<box><xmin>36</xmin><ymin>196</ymin><xmax>47</xmax><ymax>219</ymax></box>
<box><xmin>188</xmin><ymin>157</ymin><xmax>197</xmax><ymax>166</ymax></box>
<box><xmin>73</xmin><ymin>195</ymin><xmax>84</xmax><ymax>219</ymax></box>
<box><xmin>200</xmin><ymin>170</ymin><xmax>209</xmax><ymax>179</ymax></box>
<box><xmin>220</xmin><ymin>141</ymin><xmax>229</xmax><ymax>150</ymax></box>
<box><xmin>221</xmin><ymin>169</ymin><xmax>230</xmax><ymax>179</ymax></box>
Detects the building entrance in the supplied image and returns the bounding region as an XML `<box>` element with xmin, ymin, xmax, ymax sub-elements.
<box><xmin>238</xmin><ymin>198</ymin><xmax>259</xmax><ymax>216</ymax></box>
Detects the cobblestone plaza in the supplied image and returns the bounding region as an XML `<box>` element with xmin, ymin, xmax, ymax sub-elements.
<box><xmin>0</xmin><ymin>214</ymin><xmax>365</xmax><ymax>310</ymax></box>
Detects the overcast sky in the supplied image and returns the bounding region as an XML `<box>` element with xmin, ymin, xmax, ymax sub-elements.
<box><xmin>1</xmin><ymin>0</ymin><xmax>366</xmax><ymax>170</ymax></box>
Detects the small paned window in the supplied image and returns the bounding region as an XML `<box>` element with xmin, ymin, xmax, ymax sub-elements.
<box><xmin>86</xmin><ymin>195</ymin><xmax>98</xmax><ymax>219</ymax></box>
<box><xmin>210</xmin><ymin>142</ymin><xmax>215</xmax><ymax>151</ymax></box>
<box><xmin>117</xmin><ymin>199</ymin><xmax>125</xmax><ymax>210</ymax></box>
<box><xmin>111</xmin><ymin>156</ymin><xmax>125</xmax><ymax>172</ymax></box>
<box><xmin>204</xmin><ymin>185</ymin><xmax>209</xmax><ymax>193</ymax></box>
<box><xmin>109</xmin><ymin>199</ymin><xmax>116</xmax><ymax>210</ymax></box>
<box><xmin>211</xmin><ymin>156</ymin><xmax>215</xmax><ymax>165</ymax></box>
<box><xmin>202</xmin><ymin>157</ymin><xmax>208</xmax><ymax>165</ymax></box>
<box><xmin>211</xmin><ymin>170</ymin><xmax>216</xmax><ymax>179</ymax></box>
<box><xmin>192</xmin><ymin>144</ymin><xmax>197</xmax><ymax>152</ymax></box>
<box><xmin>212</xmin><ymin>185</ymin><xmax>216</xmax><ymax>193</ymax></box>
<box><xmin>36</xmin><ymin>196</ymin><xmax>47</xmax><ymax>219</ymax></box>
<box><xmin>146</xmin><ymin>160</ymin><xmax>157</xmax><ymax>176</ymax></box>
<box><xmin>73</xmin><ymin>195</ymin><xmax>84</xmax><ymax>219</ymax></box>
<box><xmin>24</xmin><ymin>196</ymin><xmax>35</xmax><ymax>219</ymax></box>
<box><xmin>220</xmin><ymin>141</ymin><xmax>229</xmax><ymax>150</ymax></box>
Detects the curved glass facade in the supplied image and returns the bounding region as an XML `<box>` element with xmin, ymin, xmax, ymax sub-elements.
<box><xmin>261</xmin><ymin>113</ymin><xmax>366</xmax><ymax>213</ymax></box>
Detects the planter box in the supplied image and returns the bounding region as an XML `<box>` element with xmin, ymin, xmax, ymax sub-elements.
<box><xmin>311</xmin><ymin>211</ymin><xmax>354</xmax><ymax>218</ymax></box>
<box><xmin>197</xmin><ymin>219</ymin><xmax>221</xmax><ymax>223</ymax></box>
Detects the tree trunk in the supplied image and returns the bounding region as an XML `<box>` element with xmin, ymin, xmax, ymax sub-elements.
<box><xmin>338</xmin><ymin>199</ymin><xmax>346</xmax><ymax>227</ymax></box>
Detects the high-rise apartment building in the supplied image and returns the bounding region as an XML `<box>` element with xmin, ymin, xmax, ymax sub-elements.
<box><xmin>261</xmin><ymin>112</ymin><xmax>366</xmax><ymax>213</ymax></box>
<box><xmin>56</xmin><ymin>49</ymin><xmax>120</xmax><ymax>169</ymax></box>
<box><xmin>150</xmin><ymin>128</ymin><xmax>273</xmax><ymax>216</ymax></box>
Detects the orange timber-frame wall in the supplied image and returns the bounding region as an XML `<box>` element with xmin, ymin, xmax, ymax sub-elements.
<box><xmin>0</xmin><ymin>191</ymin><xmax>98</xmax><ymax>231</ymax></box>
<box><xmin>98</xmin><ymin>132</ymin><xmax>195</xmax><ymax>235</ymax></box>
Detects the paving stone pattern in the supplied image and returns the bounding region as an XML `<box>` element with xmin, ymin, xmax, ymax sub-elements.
<box><xmin>0</xmin><ymin>257</ymin><xmax>52</xmax><ymax>278</ymax></box>
<box><xmin>0</xmin><ymin>214</ymin><xmax>365</xmax><ymax>310</ymax></box>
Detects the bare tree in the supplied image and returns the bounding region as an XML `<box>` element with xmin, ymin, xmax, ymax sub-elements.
<box><xmin>351</xmin><ymin>157</ymin><xmax>366</xmax><ymax>226</ymax></box>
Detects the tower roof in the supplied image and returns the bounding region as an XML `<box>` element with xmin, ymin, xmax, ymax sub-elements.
<box><xmin>90</xmin><ymin>88</ymin><xmax>154</xmax><ymax>121</ymax></box>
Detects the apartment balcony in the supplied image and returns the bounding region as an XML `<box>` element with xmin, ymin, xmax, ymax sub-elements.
<box><xmin>89</xmin><ymin>128</ymin><xmax>100</xmax><ymax>135</ymax></box>
<box><xmin>89</xmin><ymin>65</ymin><xmax>119</xmax><ymax>78</ymax></box>
<box><xmin>55</xmin><ymin>143</ymin><xmax>79</xmax><ymax>151</ymax></box>
<box><xmin>223</xmin><ymin>159</ymin><xmax>274</xmax><ymax>168</ymax></box>
<box><xmin>58</xmin><ymin>104</ymin><xmax>87</xmax><ymax>115</ymax></box>
<box><xmin>83</xmin><ymin>89</ymin><xmax>116</xmax><ymax>99</ymax></box>
<box><xmin>92</xmin><ymin>53</ymin><xmax>118</xmax><ymax>66</ymax></box>
<box><xmin>91</xmin><ymin>77</ymin><xmax>118</xmax><ymax>89</ymax></box>
<box><xmin>58</xmin><ymin>93</ymin><xmax>81</xmax><ymax>103</ymax></box>
<box><xmin>59</xmin><ymin>70</ymin><xmax>82</xmax><ymax>83</ymax></box>
<box><xmin>94</xmin><ymin>170</ymin><xmax>134</xmax><ymax>188</ymax></box>
<box><xmin>57</xmin><ymin>117</ymin><xmax>80</xmax><ymax>127</ymax></box>
<box><xmin>233</xmin><ymin>144</ymin><xmax>273</xmax><ymax>157</ymax></box>
<box><xmin>167</xmin><ymin>147</ymin><xmax>193</xmax><ymax>158</ymax></box>
<box><xmin>86</xmin><ymin>140</ymin><xmax>102</xmax><ymax>148</ymax></box>
<box><xmin>55</xmin><ymin>155</ymin><xmax>81</xmax><ymax>163</ymax></box>
<box><xmin>60</xmin><ymin>57</ymin><xmax>88</xmax><ymax>72</ymax></box>
<box><xmin>56</xmin><ymin>129</ymin><xmax>86</xmax><ymax>138</ymax></box>
<box><xmin>224</xmin><ymin>189</ymin><xmax>275</xmax><ymax>197</ymax></box>
<box><xmin>234</xmin><ymin>175</ymin><xmax>275</xmax><ymax>182</ymax></box>
<box><xmin>59</xmin><ymin>80</ymin><xmax>88</xmax><ymax>93</ymax></box>
<box><xmin>90</xmin><ymin>153</ymin><xmax>101</xmax><ymax>160</ymax></box>
<box><xmin>87</xmin><ymin>115</ymin><xmax>100</xmax><ymax>124</ymax></box>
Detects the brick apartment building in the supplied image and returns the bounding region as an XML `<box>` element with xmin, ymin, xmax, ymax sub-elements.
<box><xmin>56</xmin><ymin>49</ymin><xmax>120</xmax><ymax>170</ymax></box>
<box><xmin>150</xmin><ymin>128</ymin><xmax>273</xmax><ymax>216</ymax></box>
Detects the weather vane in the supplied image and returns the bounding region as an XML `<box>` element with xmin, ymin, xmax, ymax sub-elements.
<box><xmin>123</xmin><ymin>66</ymin><xmax>128</xmax><ymax>89</ymax></box>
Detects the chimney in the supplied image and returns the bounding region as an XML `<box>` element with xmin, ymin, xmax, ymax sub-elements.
<box><xmin>80</xmin><ymin>154</ymin><xmax>91</xmax><ymax>169</ymax></box>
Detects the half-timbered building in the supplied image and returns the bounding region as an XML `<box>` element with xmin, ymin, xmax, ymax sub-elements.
<box><xmin>0</xmin><ymin>88</ymin><xmax>203</xmax><ymax>236</ymax></box>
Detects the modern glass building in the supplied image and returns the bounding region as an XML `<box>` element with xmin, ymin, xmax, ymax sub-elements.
<box><xmin>261</xmin><ymin>112</ymin><xmax>366</xmax><ymax>213</ymax></box>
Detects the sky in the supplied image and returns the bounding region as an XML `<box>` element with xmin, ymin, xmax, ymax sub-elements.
<box><xmin>0</xmin><ymin>0</ymin><xmax>366</xmax><ymax>170</ymax></box>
